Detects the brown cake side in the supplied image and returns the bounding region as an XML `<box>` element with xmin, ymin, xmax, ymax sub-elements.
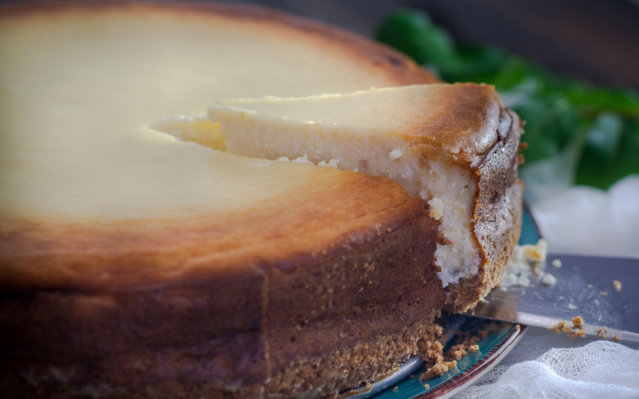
<box><xmin>0</xmin><ymin>172</ymin><xmax>445</xmax><ymax>398</ymax></box>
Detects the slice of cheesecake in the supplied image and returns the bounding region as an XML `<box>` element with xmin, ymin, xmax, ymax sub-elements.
<box><xmin>162</xmin><ymin>83</ymin><xmax>522</xmax><ymax>310</ymax></box>
<box><xmin>0</xmin><ymin>2</ymin><xmax>520</xmax><ymax>399</ymax></box>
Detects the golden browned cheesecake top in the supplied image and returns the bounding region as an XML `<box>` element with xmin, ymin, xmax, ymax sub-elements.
<box><xmin>0</xmin><ymin>170</ymin><xmax>429</xmax><ymax>290</ymax></box>
<box><xmin>0</xmin><ymin>2</ymin><xmax>437</xmax><ymax>289</ymax></box>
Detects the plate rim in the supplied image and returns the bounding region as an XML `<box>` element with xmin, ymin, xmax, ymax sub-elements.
<box><xmin>416</xmin><ymin>324</ymin><xmax>527</xmax><ymax>399</ymax></box>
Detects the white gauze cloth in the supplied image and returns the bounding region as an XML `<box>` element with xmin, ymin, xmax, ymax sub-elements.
<box><xmin>456</xmin><ymin>341</ymin><xmax>639</xmax><ymax>399</ymax></box>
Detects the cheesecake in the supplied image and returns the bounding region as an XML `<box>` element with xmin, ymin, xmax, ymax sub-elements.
<box><xmin>161</xmin><ymin>83</ymin><xmax>522</xmax><ymax>310</ymax></box>
<box><xmin>0</xmin><ymin>2</ymin><xmax>522</xmax><ymax>398</ymax></box>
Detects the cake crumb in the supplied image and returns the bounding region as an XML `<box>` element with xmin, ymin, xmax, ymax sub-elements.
<box><xmin>596</xmin><ymin>326</ymin><xmax>608</xmax><ymax>339</ymax></box>
<box><xmin>550</xmin><ymin>316</ymin><xmax>586</xmax><ymax>338</ymax></box>
<box><xmin>553</xmin><ymin>321</ymin><xmax>565</xmax><ymax>333</ymax></box>
<box><xmin>424</xmin><ymin>384</ymin><xmax>430</xmax><ymax>389</ymax></box>
<box><xmin>419</xmin><ymin>322</ymin><xmax>492</xmax><ymax>381</ymax></box>
<box><xmin>500</xmin><ymin>239</ymin><xmax>550</xmax><ymax>289</ymax></box>
<box><xmin>567</xmin><ymin>329</ymin><xmax>586</xmax><ymax>338</ymax></box>
<box><xmin>568</xmin><ymin>302</ymin><xmax>577</xmax><ymax>310</ymax></box>
<box><xmin>595</xmin><ymin>327</ymin><xmax>619</xmax><ymax>343</ymax></box>
<box><xmin>447</xmin><ymin>344</ymin><xmax>467</xmax><ymax>361</ymax></box>
<box><xmin>421</xmin><ymin>360</ymin><xmax>457</xmax><ymax>380</ymax></box>
<box><xmin>613</xmin><ymin>280</ymin><xmax>622</xmax><ymax>292</ymax></box>
<box><xmin>419</xmin><ymin>322</ymin><xmax>501</xmax><ymax>382</ymax></box>
<box><xmin>600</xmin><ymin>291</ymin><xmax>608</xmax><ymax>296</ymax></box>
<box><xmin>587</xmin><ymin>284</ymin><xmax>593</xmax><ymax>289</ymax></box>
<box><xmin>550</xmin><ymin>321</ymin><xmax>569</xmax><ymax>334</ymax></box>
<box><xmin>427</xmin><ymin>198</ymin><xmax>444</xmax><ymax>221</ymax></box>
<box><xmin>280</xmin><ymin>154</ymin><xmax>341</xmax><ymax>169</ymax></box>
<box><xmin>594</xmin><ymin>299</ymin><xmax>600</xmax><ymax>306</ymax></box>
<box><xmin>551</xmin><ymin>259</ymin><xmax>562</xmax><ymax>268</ymax></box>
<box><xmin>317</xmin><ymin>158</ymin><xmax>339</xmax><ymax>168</ymax></box>
<box><xmin>291</xmin><ymin>154</ymin><xmax>313</xmax><ymax>165</ymax></box>
<box><xmin>388</xmin><ymin>149</ymin><xmax>403</xmax><ymax>160</ymax></box>
<box><xmin>392</xmin><ymin>386</ymin><xmax>399</xmax><ymax>392</ymax></box>
<box><xmin>522</xmin><ymin>240</ymin><xmax>547</xmax><ymax>262</ymax></box>
<box><xmin>572</xmin><ymin>316</ymin><xmax>583</xmax><ymax>328</ymax></box>
<box><xmin>542</xmin><ymin>273</ymin><xmax>557</xmax><ymax>286</ymax></box>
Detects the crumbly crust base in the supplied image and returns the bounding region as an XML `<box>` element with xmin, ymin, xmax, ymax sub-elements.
<box><xmin>1</xmin><ymin>205</ymin><xmax>444</xmax><ymax>399</ymax></box>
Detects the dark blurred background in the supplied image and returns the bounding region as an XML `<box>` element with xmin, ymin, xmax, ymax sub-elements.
<box><xmin>4</xmin><ymin>0</ymin><xmax>637</xmax><ymax>89</ymax></box>
<box><xmin>218</xmin><ymin>0</ymin><xmax>639</xmax><ymax>90</ymax></box>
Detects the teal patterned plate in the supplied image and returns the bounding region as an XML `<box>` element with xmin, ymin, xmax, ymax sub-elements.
<box><xmin>358</xmin><ymin>317</ymin><xmax>526</xmax><ymax>399</ymax></box>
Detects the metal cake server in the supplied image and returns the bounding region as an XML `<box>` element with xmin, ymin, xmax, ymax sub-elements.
<box><xmin>468</xmin><ymin>252</ymin><xmax>639</xmax><ymax>342</ymax></box>
<box><xmin>467</xmin><ymin>202</ymin><xmax>639</xmax><ymax>343</ymax></box>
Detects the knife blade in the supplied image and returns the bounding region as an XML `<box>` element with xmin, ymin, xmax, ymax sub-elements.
<box><xmin>466</xmin><ymin>253</ymin><xmax>639</xmax><ymax>343</ymax></box>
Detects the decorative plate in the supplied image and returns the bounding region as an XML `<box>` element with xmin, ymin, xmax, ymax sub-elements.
<box><xmin>357</xmin><ymin>316</ymin><xmax>526</xmax><ymax>399</ymax></box>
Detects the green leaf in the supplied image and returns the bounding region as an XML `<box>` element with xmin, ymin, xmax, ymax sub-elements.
<box><xmin>493</xmin><ymin>57</ymin><xmax>548</xmax><ymax>90</ymax></box>
<box><xmin>438</xmin><ymin>44</ymin><xmax>508</xmax><ymax>82</ymax></box>
<box><xmin>375</xmin><ymin>9</ymin><xmax>458</xmax><ymax>72</ymax></box>
<box><xmin>562</xmin><ymin>85</ymin><xmax>639</xmax><ymax>116</ymax></box>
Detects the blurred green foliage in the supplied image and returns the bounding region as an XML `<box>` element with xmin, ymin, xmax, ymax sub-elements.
<box><xmin>376</xmin><ymin>9</ymin><xmax>639</xmax><ymax>189</ymax></box>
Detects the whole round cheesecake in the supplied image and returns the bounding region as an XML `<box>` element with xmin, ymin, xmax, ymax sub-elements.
<box><xmin>0</xmin><ymin>2</ymin><xmax>522</xmax><ymax>398</ymax></box>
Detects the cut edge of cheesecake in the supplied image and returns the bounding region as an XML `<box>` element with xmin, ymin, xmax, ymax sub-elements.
<box><xmin>152</xmin><ymin>83</ymin><xmax>524</xmax><ymax>311</ymax></box>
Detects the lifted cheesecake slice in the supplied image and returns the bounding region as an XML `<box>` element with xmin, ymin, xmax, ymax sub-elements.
<box><xmin>159</xmin><ymin>83</ymin><xmax>523</xmax><ymax>311</ymax></box>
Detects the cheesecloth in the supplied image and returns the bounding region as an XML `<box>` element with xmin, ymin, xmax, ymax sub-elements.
<box><xmin>456</xmin><ymin>340</ymin><xmax>639</xmax><ymax>399</ymax></box>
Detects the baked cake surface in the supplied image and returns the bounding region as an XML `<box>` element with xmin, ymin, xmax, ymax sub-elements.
<box><xmin>0</xmin><ymin>2</ymin><xmax>521</xmax><ymax>398</ymax></box>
